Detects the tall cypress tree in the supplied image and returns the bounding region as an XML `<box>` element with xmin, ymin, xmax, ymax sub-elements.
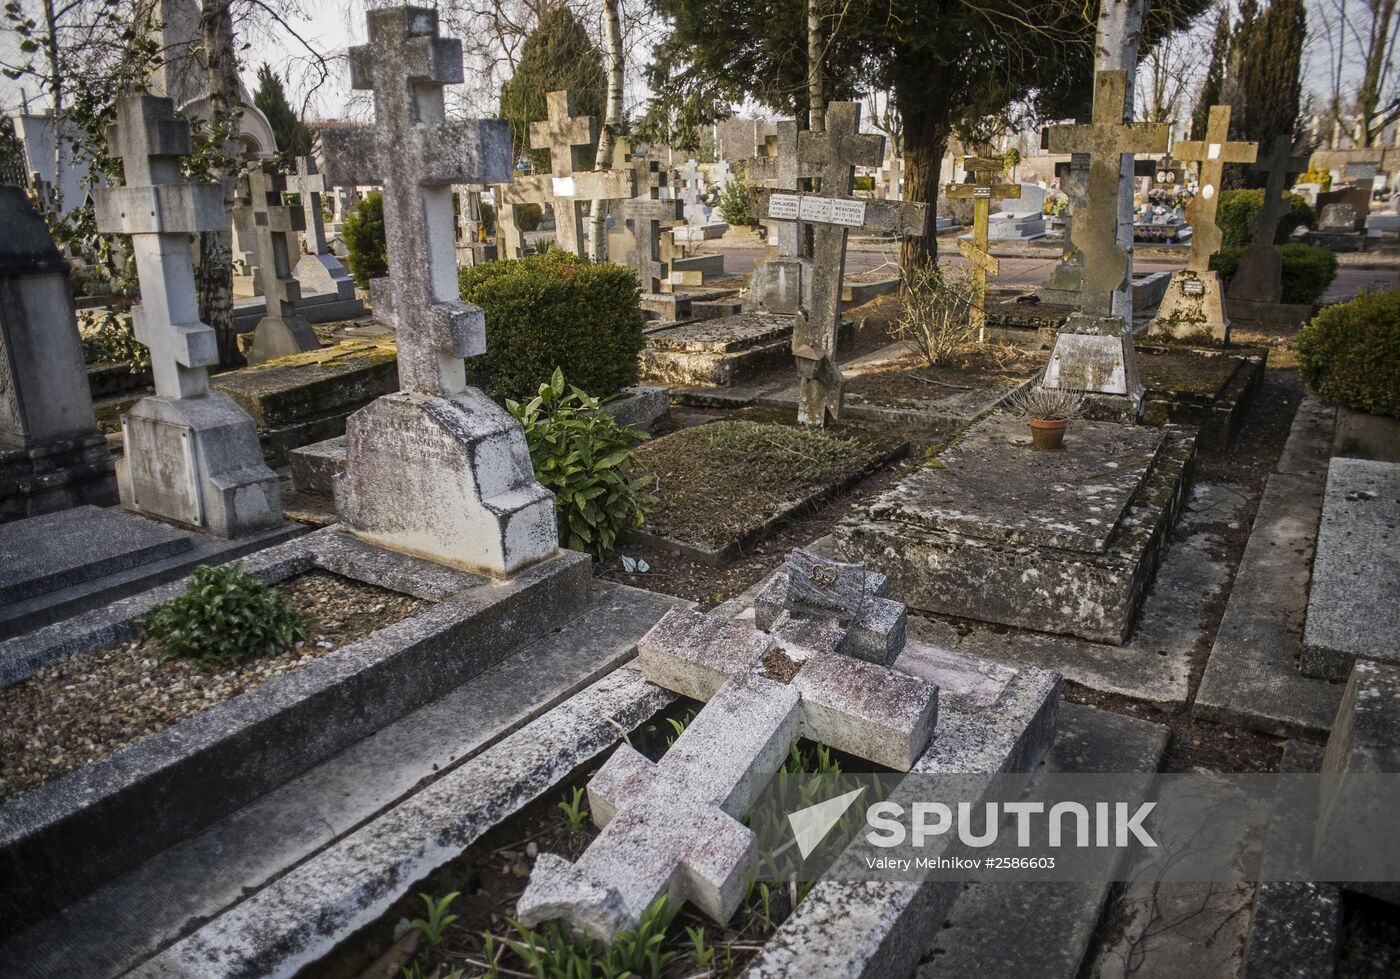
<box><xmin>498</xmin><ymin>7</ymin><xmax>606</xmax><ymax>171</ymax></box>
<box><xmin>1235</xmin><ymin>0</ymin><xmax>1306</xmax><ymax>146</ymax></box>
<box><xmin>1189</xmin><ymin>7</ymin><xmax>1231</xmax><ymax>140</ymax></box>
<box><xmin>253</xmin><ymin>63</ymin><xmax>313</xmax><ymax>166</ymax></box>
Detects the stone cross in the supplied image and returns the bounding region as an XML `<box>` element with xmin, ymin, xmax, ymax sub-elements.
<box><xmin>287</xmin><ymin>155</ymin><xmax>329</xmax><ymax>255</ymax></box>
<box><xmin>880</xmin><ymin>151</ymin><xmax>903</xmax><ymax>201</ymax></box>
<box><xmin>1172</xmin><ymin>107</ymin><xmax>1257</xmax><ymax>272</ymax></box>
<box><xmin>1227</xmin><ymin>135</ymin><xmax>1310</xmax><ymax>305</ymax></box>
<box><xmin>621</xmin><ymin>180</ymin><xmax>684</xmax><ymax>295</ymax></box>
<box><xmin>754</xmin><ymin>103</ymin><xmax>929</xmax><ymax>426</ymax></box>
<box><xmin>749</xmin><ymin>120</ymin><xmax>817</xmax><ymax>260</ymax></box>
<box><xmin>235</xmin><ymin>168</ymin><xmax>319</xmax><ymax>362</ymax></box>
<box><xmin>945</xmin><ymin>157</ymin><xmax>1020</xmax><ymax>341</ymax></box>
<box><xmin>517</xmin><ymin>553</ymin><xmax>932</xmax><ymax>940</ymax></box>
<box><xmin>677</xmin><ymin>159</ymin><xmax>704</xmax><ymax>207</ymax></box>
<box><xmin>709</xmin><ymin>159</ymin><xmax>734</xmax><ymax>195</ymax></box>
<box><xmin>497</xmin><ymin>90</ymin><xmax>634</xmax><ymax>257</ymax></box>
<box><xmin>319</xmin><ymin>6</ymin><xmax>513</xmax><ymax>396</ymax></box>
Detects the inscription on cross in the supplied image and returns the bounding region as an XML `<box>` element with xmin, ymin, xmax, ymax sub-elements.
<box><xmin>1173</xmin><ymin>107</ymin><xmax>1257</xmax><ymax>272</ymax></box>
<box><xmin>236</xmin><ymin>168</ymin><xmax>320</xmax><ymax>363</ymax></box>
<box><xmin>319</xmin><ymin>6</ymin><xmax>512</xmax><ymax>396</ymax></box>
<box><xmin>945</xmin><ymin>157</ymin><xmax>1020</xmax><ymax>341</ymax></box>
<box><xmin>1227</xmin><ymin>135</ymin><xmax>1310</xmax><ymax>306</ymax></box>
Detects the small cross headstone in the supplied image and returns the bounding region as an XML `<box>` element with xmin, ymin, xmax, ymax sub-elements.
<box><xmin>92</xmin><ymin>95</ymin><xmax>280</xmax><ymax>536</ymax></box>
<box><xmin>880</xmin><ymin>150</ymin><xmax>904</xmax><ymax>201</ymax></box>
<box><xmin>1041</xmin><ymin>69</ymin><xmax>1168</xmax><ymax>407</ymax></box>
<box><xmin>1227</xmin><ymin>135</ymin><xmax>1310</xmax><ymax>306</ymax></box>
<box><xmin>516</xmin><ymin>550</ymin><xmax>933</xmax><ymax>940</ymax></box>
<box><xmin>708</xmin><ymin>159</ymin><xmax>734</xmax><ymax>196</ymax></box>
<box><xmin>235</xmin><ymin>168</ymin><xmax>320</xmax><ymax>363</ymax></box>
<box><xmin>945</xmin><ymin>157</ymin><xmax>1020</xmax><ymax>341</ymax></box>
<box><xmin>320</xmin><ymin>5</ymin><xmax>556</xmax><ymax>575</ymax></box>
<box><xmin>751</xmin><ymin>103</ymin><xmax>930</xmax><ymax>426</ymax></box>
<box><xmin>620</xmin><ymin>172</ymin><xmax>684</xmax><ymax>295</ymax></box>
<box><xmin>285</xmin><ymin>156</ymin><xmax>357</xmax><ymax>301</ymax></box>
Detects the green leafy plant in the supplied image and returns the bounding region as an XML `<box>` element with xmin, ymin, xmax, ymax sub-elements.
<box><xmin>1210</xmin><ymin>242</ymin><xmax>1338</xmax><ymax>305</ymax></box>
<box><xmin>409</xmin><ymin>891</ymin><xmax>460</xmax><ymax>950</ymax></box>
<box><xmin>80</xmin><ymin>311</ymin><xmax>148</xmax><ymax>372</ymax></box>
<box><xmin>515</xmin><ymin>202</ymin><xmax>544</xmax><ymax>233</ymax></box>
<box><xmin>460</xmin><ymin>250</ymin><xmax>646</xmax><ymax>402</ymax></box>
<box><xmin>145</xmin><ymin>564</ymin><xmax>310</xmax><ymax>669</ymax></box>
<box><xmin>1215</xmin><ymin>188</ymin><xmax>1315</xmax><ymax>247</ymax></box>
<box><xmin>488</xmin><ymin>896</ymin><xmax>677</xmax><ymax>978</ymax></box>
<box><xmin>686</xmin><ymin>925</ymin><xmax>715</xmax><ymax>970</ymax></box>
<box><xmin>718</xmin><ymin>177</ymin><xmax>752</xmax><ymax>225</ymax></box>
<box><xmin>1297</xmin><ymin>289</ymin><xmax>1400</xmax><ymax>417</ymax></box>
<box><xmin>508</xmin><ymin>369</ymin><xmax>655</xmax><ymax>559</ymax></box>
<box><xmin>343</xmin><ymin>191</ymin><xmax>388</xmax><ymax>287</ymax></box>
<box><xmin>558</xmin><ymin>786</ymin><xmax>590</xmax><ymax>832</ymax></box>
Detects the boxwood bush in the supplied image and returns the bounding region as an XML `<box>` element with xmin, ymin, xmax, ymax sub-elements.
<box><xmin>1216</xmin><ymin>189</ymin><xmax>1315</xmax><ymax>246</ymax></box>
<box><xmin>1297</xmin><ymin>290</ymin><xmax>1400</xmax><ymax>416</ymax></box>
<box><xmin>459</xmin><ymin>251</ymin><xmax>645</xmax><ymax>402</ymax></box>
<box><xmin>1209</xmin><ymin>243</ymin><xmax>1338</xmax><ymax>305</ymax></box>
<box><xmin>342</xmin><ymin>191</ymin><xmax>387</xmax><ymax>288</ymax></box>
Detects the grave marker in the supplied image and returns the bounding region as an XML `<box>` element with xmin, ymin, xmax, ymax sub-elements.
<box><xmin>945</xmin><ymin>157</ymin><xmax>1020</xmax><ymax>341</ymax></box>
<box><xmin>235</xmin><ymin>169</ymin><xmax>320</xmax><ymax>363</ymax></box>
<box><xmin>748</xmin><ymin>120</ymin><xmax>818</xmax><ymax>312</ymax></box>
<box><xmin>287</xmin><ymin>155</ymin><xmax>358</xmax><ymax>301</ymax></box>
<box><xmin>1227</xmin><ymin>135</ymin><xmax>1310</xmax><ymax>307</ymax></box>
<box><xmin>92</xmin><ymin>95</ymin><xmax>281</xmax><ymax>536</ymax></box>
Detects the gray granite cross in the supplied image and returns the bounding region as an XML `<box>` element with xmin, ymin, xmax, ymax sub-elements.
<box><xmin>749</xmin><ymin>120</ymin><xmax>817</xmax><ymax>259</ymax></box>
<box><xmin>1227</xmin><ymin>135</ymin><xmax>1310</xmax><ymax>305</ymax></box>
<box><xmin>286</xmin><ymin>155</ymin><xmax>329</xmax><ymax>255</ymax></box>
<box><xmin>945</xmin><ymin>157</ymin><xmax>1021</xmax><ymax>340</ymax></box>
<box><xmin>620</xmin><ymin>175</ymin><xmax>684</xmax><ymax>294</ymax></box>
<box><xmin>319</xmin><ymin>6</ymin><xmax>512</xmax><ymax>396</ymax></box>
<box><xmin>235</xmin><ymin>168</ymin><xmax>319</xmax><ymax>361</ymax></box>
<box><xmin>1172</xmin><ymin>107</ymin><xmax>1257</xmax><ymax>273</ymax></box>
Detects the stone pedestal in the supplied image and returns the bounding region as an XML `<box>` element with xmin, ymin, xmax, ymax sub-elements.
<box><xmin>294</xmin><ymin>253</ymin><xmax>357</xmax><ymax>301</ymax></box>
<box><xmin>335</xmin><ymin>390</ymin><xmax>557</xmax><ymax>575</ymax></box>
<box><xmin>1043</xmin><ymin>312</ymin><xmax>1143</xmax><ymax>420</ymax></box>
<box><xmin>1148</xmin><ymin>269</ymin><xmax>1230</xmax><ymax>344</ymax></box>
<box><xmin>117</xmin><ymin>393</ymin><xmax>282</xmax><ymax>538</ymax></box>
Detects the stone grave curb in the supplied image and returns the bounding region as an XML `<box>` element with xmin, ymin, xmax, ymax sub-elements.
<box><xmin>1137</xmin><ymin>345</ymin><xmax>1268</xmax><ymax>453</ymax></box>
<box><xmin>0</xmin><ymin>529</ymin><xmax>592</xmax><ymax>932</ymax></box>
<box><xmin>756</xmin><ymin>376</ymin><xmax>1035</xmax><ymax>439</ymax></box>
<box><xmin>841</xmin><ymin>277</ymin><xmax>900</xmax><ymax>304</ymax></box>
<box><xmin>133</xmin><ymin>664</ymin><xmax>676</xmax><ymax>978</ymax></box>
<box><xmin>623</xmin><ymin>437</ymin><xmax>909</xmax><ymax>568</ymax></box>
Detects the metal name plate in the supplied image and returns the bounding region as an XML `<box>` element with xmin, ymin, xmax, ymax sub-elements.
<box><xmin>1183</xmin><ymin>279</ymin><xmax>1206</xmax><ymax>297</ymax></box>
<box><xmin>974</xmin><ymin>186</ymin><xmax>992</xmax><ymax>199</ymax></box>
<box><xmin>769</xmin><ymin>193</ymin><xmax>801</xmax><ymax>220</ymax></box>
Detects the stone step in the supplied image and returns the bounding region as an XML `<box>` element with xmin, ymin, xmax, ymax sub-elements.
<box><xmin>918</xmin><ymin>703</ymin><xmax>1170</xmax><ymax>979</ymax></box>
<box><xmin>0</xmin><ymin>583</ymin><xmax>685</xmax><ymax>978</ymax></box>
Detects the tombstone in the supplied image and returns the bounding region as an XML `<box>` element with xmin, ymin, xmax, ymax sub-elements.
<box><xmin>287</xmin><ymin>155</ymin><xmax>357</xmax><ymax>301</ymax></box>
<box><xmin>319</xmin><ymin>6</ymin><xmax>556</xmax><ymax>575</ymax></box>
<box><xmin>945</xmin><ymin>158</ymin><xmax>1020</xmax><ymax>341</ymax></box>
<box><xmin>1314</xmin><ymin>186</ymin><xmax>1370</xmax><ymax>233</ymax></box>
<box><xmin>986</xmin><ymin>183</ymin><xmax>1047</xmax><ymax>240</ymax></box>
<box><xmin>1041</xmin><ymin>69</ymin><xmax>1168</xmax><ymax>416</ymax></box>
<box><xmin>1148</xmin><ymin>105</ymin><xmax>1257</xmax><ymax>344</ymax></box>
<box><xmin>495</xmin><ymin>90</ymin><xmax>634</xmax><ymax>258</ymax></box>
<box><xmin>677</xmin><ymin>158</ymin><xmax>705</xmax><ymax>216</ymax></box>
<box><xmin>1039</xmin><ymin>153</ymin><xmax>1090</xmax><ymax>300</ymax></box>
<box><xmin>879</xmin><ymin>150</ymin><xmax>903</xmax><ymax>201</ymax></box>
<box><xmin>92</xmin><ymin>95</ymin><xmax>281</xmax><ymax>536</ymax></box>
<box><xmin>619</xmin><ymin>162</ymin><xmax>684</xmax><ymax>299</ymax></box>
<box><xmin>1318</xmin><ymin>202</ymin><xmax>1357</xmax><ymax>231</ymax></box>
<box><xmin>1227</xmin><ymin>136</ymin><xmax>1310</xmax><ymax>310</ymax></box>
<box><xmin>748</xmin><ymin>119</ymin><xmax>817</xmax><ymax>313</ymax></box>
<box><xmin>0</xmin><ymin>185</ymin><xmax>116</xmax><ymax>520</ymax></box>
<box><xmin>234</xmin><ymin>169</ymin><xmax>321</xmax><ymax>364</ymax></box>
<box><xmin>516</xmin><ymin>551</ymin><xmax>935</xmax><ymax>939</ymax></box>
<box><xmin>707</xmin><ymin>159</ymin><xmax>734</xmax><ymax>196</ymax></box>
<box><xmin>751</xmin><ymin>103</ymin><xmax>930</xmax><ymax>426</ymax></box>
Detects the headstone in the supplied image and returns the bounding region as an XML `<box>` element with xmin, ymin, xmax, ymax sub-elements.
<box><xmin>1227</xmin><ymin>136</ymin><xmax>1310</xmax><ymax>306</ymax></box>
<box><xmin>235</xmin><ymin>169</ymin><xmax>321</xmax><ymax>363</ymax></box>
<box><xmin>620</xmin><ymin>165</ymin><xmax>684</xmax><ymax>296</ymax></box>
<box><xmin>287</xmin><ymin>155</ymin><xmax>358</xmax><ymax>301</ymax></box>
<box><xmin>1042</xmin><ymin>69</ymin><xmax>1169</xmax><ymax>413</ymax></box>
<box><xmin>1314</xmin><ymin>187</ymin><xmax>1370</xmax><ymax>233</ymax></box>
<box><xmin>752</xmin><ymin>103</ymin><xmax>930</xmax><ymax>426</ymax></box>
<box><xmin>1318</xmin><ymin>202</ymin><xmax>1357</xmax><ymax>231</ymax></box>
<box><xmin>1040</xmin><ymin>154</ymin><xmax>1090</xmax><ymax>298</ymax></box>
<box><xmin>945</xmin><ymin>158</ymin><xmax>1020</xmax><ymax>341</ymax></box>
<box><xmin>1148</xmin><ymin>105</ymin><xmax>1257</xmax><ymax>344</ymax></box>
<box><xmin>516</xmin><ymin>568</ymin><xmax>935</xmax><ymax>939</ymax></box>
<box><xmin>92</xmin><ymin>96</ymin><xmax>281</xmax><ymax>536</ymax></box>
<box><xmin>495</xmin><ymin>90</ymin><xmax>634</xmax><ymax>258</ymax></box>
<box><xmin>0</xmin><ymin>186</ymin><xmax>116</xmax><ymax>519</ymax></box>
<box><xmin>748</xmin><ymin>119</ymin><xmax>817</xmax><ymax>313</ymax></box>
<box><xmin>708</xmin><ymin>159</ymin><xmax>734</xmax><ymax>195</ymax></box>
<box><xmin>879</xmin><ymin>150</ymin><xmax>903</xmax><ymax>201</ymax></box>
<box><xmin>320</xmin><ymin>6</ymin><xmax>556</xmax><ymax>575</ymax></box>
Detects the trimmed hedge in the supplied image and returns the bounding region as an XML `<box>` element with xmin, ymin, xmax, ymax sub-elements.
<box><xmin>1216</xmin><ymin>189</ymin><xmax>1315</xmax><ymax>247</ymax></box>
<box><xmin>1210</xmin><ymin>242</ymin><xmax>1338</xmax><ymax>305</ymax></box>
<box><xmin>1297</xmin><ymin>290</ymin><xmax>1400</xmax><ymax>417</ymax></box>
<box><xmin>342</xmin><ymin>191</ymin><xmax>387</xmax><ymax>288</ymax></box>
<box><xmin>459</xmin><ymin>251</ymin><xmax>645</xmax><ymax>402</ymax></box>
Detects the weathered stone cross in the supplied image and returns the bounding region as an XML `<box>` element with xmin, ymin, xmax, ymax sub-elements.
<box><xmin>753</xmin><ymin>103</ymin><xmax>929</xmax><ymax>426</ymax></box>
<box><xmin>496</xmin><ymin>90</ymin><xmax>634</xmax><ymax>258</ymax></box>
<box><xmin>287</xmin><ymin>154</ymin><xmax>358</xmax><ymax>301</ymax></box>
<box><xmin>677</xmin><ymin>158</ymin><xmax>704</xmax><ymax>208</ymax></box>
<box><xmin>620</xmin><ymin>165</ymin><xmax>684</xmax><ymax>295</ymax></box>
<box><xmin>945</xmin><ymin>157</ymin><xmax>1021</xmax><ymax>341</ymax></box>
<box><xmin>1227</xmin><ymin>135</ymin><xmax>1310</xmax><ymax>305</ymax></box>
<box><xmin>236</xmin><ymin>169</ymin><xmax>319</xmax><ymax>363</ymax></box>
<box><xmin>319</xmin><ymin>5</ymin><xmax>512</xmax><ymax>396</ymax></box>
<box><xmin>518</xmin><ymin>549</ymin><xmax>933</xmax><ymax>940</ymax></box>
<box><xmin>1173</xmin><ymin>107</ymin><xmax>1257</xmax><ymax>273</ymax></box>
<box><xmin>880</xmin><ymin>150</ymin><xmax>903</xmax><ymax>201</ymax></box>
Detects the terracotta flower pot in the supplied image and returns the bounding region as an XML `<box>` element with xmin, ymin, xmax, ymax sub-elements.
<box><xmin>1028</xmin><ymin>417</ymin><xmax>1069</xmax><ymax>451</ymax></box>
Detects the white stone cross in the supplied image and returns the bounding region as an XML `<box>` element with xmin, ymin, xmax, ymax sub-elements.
<box><xmin>286</xmin><ymin>155</ymin><xmax>329</xmax><ymax>255</ymax></box>
<box><xmin>235</xmin><ymin>168</ymin><xmax>319</xmax><ymax>362</ymax></box>
<box><xmin>677</xmin><ymin>159</ymin><xmax>704</xmax><ymax>207</ymax></box>
<box><xmin>319</xmin><ymin>6</ymin><xmax>512</xmax><ymax>396</ymax></box>
<box><xmin>517</xmin><ymin>559</ymin><xmax>934</xmax><ymax>940</ymax></box>
<box><xmin>709</xmin><ymin>159</ymin><xmax>734</xmax><ymax>195</ymax></box>
<box><xmin>880</xmin><ymin>151</ymin><xmax>904</xmax><ymax>201</ymax></box>
<box><xmin>93</xmin><ymin>95</ymin><xmax>225</xmax><ymax>400</ymax></box>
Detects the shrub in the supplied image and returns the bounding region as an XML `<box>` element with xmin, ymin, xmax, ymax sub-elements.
<box><xmin>478</xmin><ymin>200</ymin><xmax>496</xmax><ymax>236</ymax></box>
<box><xmin>146</xmin><ymin>564</ymin><xmax>310</xmax><ymax>669</ymax></box>
<box><xmin>853</xmin><ymin>174</ymin><xmax>875</xmax><ymax>192</ymax></box>
<box><xmin>1216</xmin><ymin>189</ymin><xmax>1315</xmax><ymax>247</ymax></box>
<box><xmin>893</xmin><ymin>261</ymin><xmax>978</xmax><ymax>365</ymax></box>
<box><xmin>342</xmin><ymin>191</ymin><xmax>387</xmax><ymax>287</ymax></box>
<box><xmin>508</xmin><ymin>369</ymin><xmax>655</xmax><ymax>559</ymax></box>
<box><xmin>459</xmin><ymin>250</ymin><xmax>646</xmax><ymax>401</ymax></box>
<box><xmin>80</xmin><ymin>311</ymin><xmax>148</xmax><ymax>372</ymax></box>
<box><xmin>1297</xmin><ymin>289</ymin><xmax>1400</xmax><ymax>416</ymax></box>
<box><xmin>718</xmin><ymin>178</ymin><xmax>752</xmax><ymax>225</ymax></box>
<box><xmin>1209</xmin><ymin>242</ymin><xmax>1338</xmax><ymax>304</ymax></box>
<box><xmin>516</xmin><ymin>202</ymin><xmax>543</xmax><ymax>232</ymax></box>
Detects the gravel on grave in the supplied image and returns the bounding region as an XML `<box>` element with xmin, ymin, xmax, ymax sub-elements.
<box><xmin>0</xmin><ymin>570</ymin><xmax>430</xmax><ymax>802</ymax></box>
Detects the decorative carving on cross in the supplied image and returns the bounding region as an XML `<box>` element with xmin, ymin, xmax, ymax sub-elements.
<box><xmin>286</xmin><ymin>155</ymin><xmax>329</xmax><ymax>256</ymax></box>
<box><xmin>92</xmin><ymin>95</ymin><xmax>226</xmax><ymax>400</ymax></box>
<box><xmin>945</xmin><ymin>157</ymin><xmax>1020</xmax><ymax>341</ymax></box>
<box><xmin>319</xmin><ymin>6</ymin><xmax>512</xmax><ymax>396</ymax></box>
<box><xmin>1171</xmin><ymin>107</ymin><xmax>1257</xmax><ymax>272</ymax></box>
<box><xmin>1044</xmin><ymin>70</ymin><xmax>1169</xmax><ymax>319</ymax></box>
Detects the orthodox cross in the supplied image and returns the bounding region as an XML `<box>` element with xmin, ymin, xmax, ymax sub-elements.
<box><xmin>1044</xmin><ymin>70</ymin><xmax>1169</xmax><ymax>319</ymax></box>
<box><xmin>319</xmin><ymin>6</ymin><xmax>512</xmax><ymax>396</ymax></box>
<box><xmin>235</xmin><ymin>169</ymin><xmax>309</xmax><ymax>330</ymax></box>
<box><xmin>286</xmin><ymin>155</ymin><xmax>330</xmax><ymax>256</ymax></box>
<box><xmin>621</xmin><ymin>162</ymin><xmax>684</xmax><ymax>294</ymax></box>
<box><xmin>1171</xmin><ymin>107</ymin><xmax>1257</xmax><ymax>272</ymax></box>
<box><xmin>1248</xmin><ymin>135</ymin><xmax>1310</xmax><ymax>254</ymax></box>
<box><xmin>749</xmin><ymin>120</ymin><xmax>816</xmax><ymax>258</ymax></box>
<box><xmin>944</xmin><ymin>157</ymin><xmax>1020</xmax><ymax>341</ymax></box>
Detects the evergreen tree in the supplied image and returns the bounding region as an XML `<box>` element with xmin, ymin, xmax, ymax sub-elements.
<box><xmin>1189</xmin><ymin>6</ymin><xmax>1231</xmax><ymax>140</ymax></box>
<box><xmin>1235</xmin><ymin>0</ymin><xmax>1306</xmax><ymax>147</ymax></box>
<box><xmin>253</xmin><ymin>63</ymin><xmax>313</xmax><ymax>166</ymax></box>
<box><xmin>498</xmin><ymin>7</ymin><xmax>606</xmax><ymax>172</ymax></box>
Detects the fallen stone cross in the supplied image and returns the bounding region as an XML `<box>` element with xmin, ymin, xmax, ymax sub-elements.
<box><xmin>236</xmin><ymin>168</ymin><xmax>320</xmax><ymax>363</ymax></box>
<box><xmin>945</xmin><ymin>156</ymin><xmax>1020</xmax><ymax>341</ymax></box>
<box><xmin>517</xmin><ymin>552</ymin><xmax>933</xmax><ymax>940</ymax></box>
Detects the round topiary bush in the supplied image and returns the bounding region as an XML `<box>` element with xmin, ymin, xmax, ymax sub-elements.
<box><xmin>1209</xmin><ymin>242</ymin><xmax>1338</xmax><ymax>305</ymax></box>
<box><xmin>1215</xmin><ymin>189</ymin><xmax>1315</xmax><ymax>247</ymax></box>
<box><xmin>459</xmin><ymin>250</ymin><xmax>645</xmax><ymax>402</ymax></box>
<box><xmin>1297</xmin><ymin>289</ymin><xmax>1400</xmax><ymax>417</ymax></box>
<box><xmin>342</xmin><ymin>191</ymin><xmax>387</xmax><ymax>288</ymax></box>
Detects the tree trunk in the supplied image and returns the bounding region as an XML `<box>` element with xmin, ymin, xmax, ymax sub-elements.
<box><xmin>807</xmin><ymin>0</ymin><xmax>824</xmax><ymax>132</ymax></box>
<box><xmin>1357</xmin><ymin>0</ymin><xmax>1398</xmax><ymax>146</ymax></box>
<box><xmin>588</xmin><ymin>0</ymin><xmax>625</xmax><ymax>260</ymax></box>
<box><xmin>42</xmin><ymin>0</ymin><xmax>63</xmax><ymax>209</ymax></box>
<box><xmin>1096</xmin><ymin>0</ymin><xmax>1149</xmax><ymax>322</ymax></box>
<box><xmin>199</xmin><ymin>0</ymin><xmax>244</xmax><ymax>368</ymax></box>
<box><xmin>898</xmin><ymin>97</ymin><xmax>948</xmax><ymax>273</ymax></box>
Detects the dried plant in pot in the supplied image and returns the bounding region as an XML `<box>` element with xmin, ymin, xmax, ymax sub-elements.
<box><xmin>1006</xmin><ymin>383</ymin><xmax>1087</xmax><ymax>450</ymax></box>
